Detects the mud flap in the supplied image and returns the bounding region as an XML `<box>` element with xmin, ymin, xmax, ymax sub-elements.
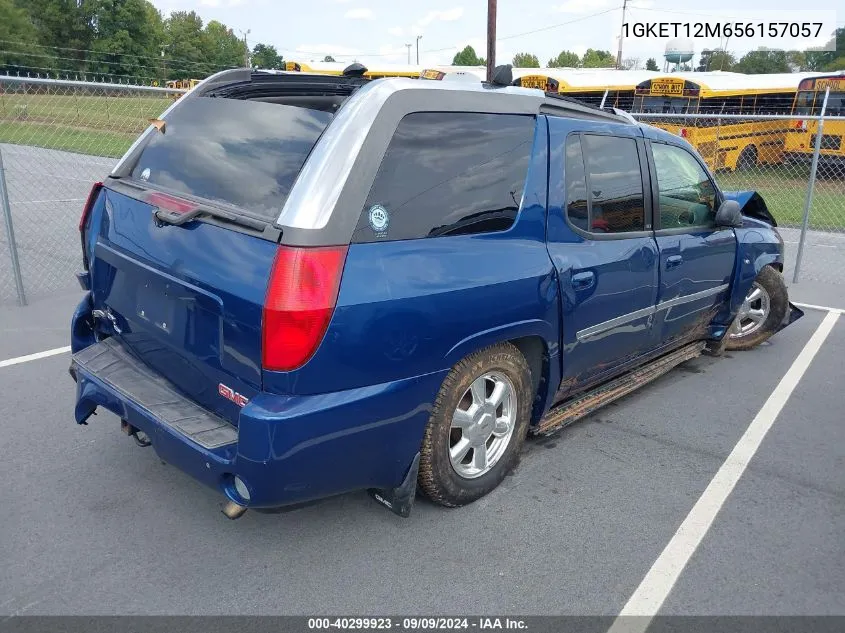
<box><xmin>777</xmin><ymin>302</ymin><xmax>804</xmax><ymax>333</ymax></box>
<box><xmin>367</xmin><ymin>452</ymin><xmax>420</xmax><ymax>518</ymax></box>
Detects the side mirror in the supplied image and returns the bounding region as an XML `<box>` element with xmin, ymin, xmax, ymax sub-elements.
<box><xmin>714</xmin><ymin>199</ymin><xmax>743</xmax><ymax>228</ymax></box>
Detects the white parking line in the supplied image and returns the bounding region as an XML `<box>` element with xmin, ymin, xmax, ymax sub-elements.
<box><xmin>0</xmin><ymin>346</ymin><xmax>71</xmax><ymax>369</ymax></box>
<box><xmin>794</xmin><ymin>302</ymin><xmax>845</xmax><ymax>315</ymax></box>
<box><xmin>608</xmin><ymin>309</ymin><xmax>840</xmax><ymax>633</ymax></box>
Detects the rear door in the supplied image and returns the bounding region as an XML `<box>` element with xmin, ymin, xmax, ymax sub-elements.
<box><xmin>546</xmin><ymin>118</ymin><xmax>660</xmax><ymax>396</ymax></box>
<box><xmin>646</xmin><ymin>140</ymin><xmax>736</xmax><ymax>346</ymax></box>
<box><xmin>83</xmin><ymin>93</ymin><xmax>334</xmax><ymax>424</ymax></box>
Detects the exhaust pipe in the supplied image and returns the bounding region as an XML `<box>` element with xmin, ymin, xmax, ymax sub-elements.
<box><xmin>221</xmin><ymin>500</ymin><xmax>248</xmax><ymax>520</ymax></box>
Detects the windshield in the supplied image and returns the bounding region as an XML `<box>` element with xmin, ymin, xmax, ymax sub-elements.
<box><xmin>795</xmin><ymin>90</ymin><xmax>845</xmax><ymax>116</ymax></box>
<box><xmin>127</xmin><ymin>96</ymin><xmax>333</xmax><ymax>220</ymax></box>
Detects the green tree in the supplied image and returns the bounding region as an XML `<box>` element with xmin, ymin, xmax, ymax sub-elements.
<box><xmin>163</xmin><ymin>10</ymin><xmax>207</xmax><ymax>80</ymax></box>
<box><xmin>734</xmin><ymin>49</ymin><xmax>789</xmax><ymax>74</ymax></box>
<box><xmin>645</xmin><ymin>57</ymin><xmax>659</xmax><ymax>71</ymax></box>
<box><xmin>581</xmin><ymin>48</ymin><xmax>614</xmax><ymax>68</ymax></box>
<box><xmin>202</xmin><ymin>20</ymin><xmax>247</xmax><ymax>73</ymax></box>
<box><xmin>698</xmin><ymin>49</ymin><xmax>735</xmax><ymax>71</ymax></box>
<box><xmin>548</xmin><ymin>50</ymin><xmax>579</xmax><ymax>68</ymax></box>
<box><xmin>251</xmin><ymin>43</ymin><xmax>283</xmax><ymax>69</ymax></box>
<box><xmin>20</xmin><ymin>0</ymin><xmax>98</xmax><ymax>74</ymax></box>
<box><xmin>88</xmin><ymin>0</ymin><xmax>164</xmax><ymax>82</ymax></box>
<box><xmin>323</xmin><ymin>55</ymin><xmax>336</xmax><ymax>62</ymax></box>
<box><xmin>823</xmin><ymin>56</ymin><xmax>845</xmax><ymax>71</ymax></box>
<box><xmin>512</xmin><ymin>52</ymin><xmax>540</xmax><ymax>68</ymax></box>
<box><xmin>804</xmin><ymin>28</ymin><xmax>845</xmax><ymax>70</ymax></box>
<box><xmin>1</xmin><ymin>0</ymin><xmax>51</xmax><ymax>74</ymax></box>
<box><xmin>452</xmin><ymin>45</ymin><xmax>484</xmax><ymax>66</ymax></box>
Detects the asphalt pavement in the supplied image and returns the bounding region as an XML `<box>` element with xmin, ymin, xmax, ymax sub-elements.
<box><xmin>1</xmin><ymin>291</ymin><xmax>842</xmax><ymax>616</ymax></box>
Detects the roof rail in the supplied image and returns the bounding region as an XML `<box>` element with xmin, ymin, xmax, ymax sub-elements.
<box><xmin>541</xmin><ymin>92</ymin><xmax>631</xmax><ymax>123</ymax></box>
<box><xmin>611</xmin><ymin>108</ymin><xmax>638</xmax><ymax>124</ymax></box>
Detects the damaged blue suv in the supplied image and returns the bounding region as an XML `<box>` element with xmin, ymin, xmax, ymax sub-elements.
<box><xmin>70</xmin><ymin>66</ymin><xmax>802</xmax><ymax>519</ymax></box>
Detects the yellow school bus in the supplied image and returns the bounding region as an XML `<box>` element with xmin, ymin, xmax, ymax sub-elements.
<box><xmin>784</xmin><ymin>72</ymin><xmax>845</xmax><ymax>169</ymax></box>
<box><xmin>165</xmin><ymin>78</ymin><xmax>201</xmax><ymax>90</ymax></box>
<box><xmin>283</xmin><ymin>61</ymin><xmax>422</xmax><ymax>79</ymax></box>
<box><xmin>511</xmin><ymin>69</ymin><xmax>659</xmax><ymax>110</ymax></box>
<box><xmin>632</xmin><ymin>72</ymin><xmax>811</xmax><ymax>171</ymax></box>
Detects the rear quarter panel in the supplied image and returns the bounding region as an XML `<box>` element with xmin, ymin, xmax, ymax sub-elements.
<box><xmin>263</xmin><ymin>118</ymin><xmax>560</xmax><ymax>417</ymax></box>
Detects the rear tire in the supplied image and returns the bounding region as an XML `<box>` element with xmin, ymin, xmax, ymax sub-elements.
<box><xmin>736</xmin><ymin>146</ymin><xmax>757</xmax><ymax>171</ymax></box>
<box><xmin>725</xmin><ymin>266</ymin><xmax>788</xmax><ymax>351</ymax></box>
<box><xmin>418</xmin><ymin>343</ymin><xmax>532</xmax><ymax>508</ymax></box>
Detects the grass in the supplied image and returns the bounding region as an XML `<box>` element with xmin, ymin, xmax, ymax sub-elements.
<box><xmin>716</xmin><ymin>166</ymin><xmax>845</xmax><ymax>230</ymax></box>
<box><xmin>0</xmin><ymin>92</ymin><xmax>172</xmax><ymax>157</ymax></box>
<box><xmin>0</xmin><ymin>93</ymin><xmax>843</xmax><ymax>229</ymax></box>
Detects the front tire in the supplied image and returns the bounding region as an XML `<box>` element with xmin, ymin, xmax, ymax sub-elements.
<box><xmin>725</xmin><ymin>266</ymin><xmax>788</xmax><ymax>351</ymax></box>
<box><xmin>418</xmin><ymin>343</ymin><xmax>532</xmax><ymax>508</ymax></box>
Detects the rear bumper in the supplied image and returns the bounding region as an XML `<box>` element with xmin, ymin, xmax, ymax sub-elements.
<box><xmin>71</xmin><ymin>338</ymin><xmax>444</xmax><ymax>509</ymax></box>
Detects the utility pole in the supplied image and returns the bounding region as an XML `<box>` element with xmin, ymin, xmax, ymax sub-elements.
<box><xmin>615</xmin><ymin>0</ymin><xmax>628</xmax><ymax>69</ymax></box>
<box><xmin>416</xmin><ymin>35</ymin><xmax>422</xmax><ymax>65</ymax></box>
<box><xmin>486</xmin><ymin>0</ymin><xmax>497</xmax><ymax>82</ymax></box>
<box><xmin>239</xmin><ymin>29</ymin><xmax>251</xmax><ymax>68</ymax></box>
<box><xmin>405</xmin><ymin>43</ymin><xmax>412</xmax><ymax>64</ymax></box>
<box><xmin>160</xmin><ymin>46</ymin><xmax>168</xmax><ymax>84</ymax></box>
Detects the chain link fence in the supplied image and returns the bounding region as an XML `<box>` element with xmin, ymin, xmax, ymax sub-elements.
<box><xmin>1</xmin><ymin>76</ymin><xmax>844</xmax><ymax>305</ymax></box>
<box><xmin>633</xmin><ymin>110</ymin><xmax>845</xmax><ymax>286</ymax></box>
<box><xmin>0</xmin><ymin>76</ymin><xmax>184</xmax><ymax>304</ymax></box>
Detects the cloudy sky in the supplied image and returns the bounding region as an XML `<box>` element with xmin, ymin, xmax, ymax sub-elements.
<box><xmin>150</xmin><ymin>0</ymin><xmax>842</xmax><ymax>68</ymax></box>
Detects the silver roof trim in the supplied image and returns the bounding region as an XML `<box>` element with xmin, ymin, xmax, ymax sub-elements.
<box><xmin>275</xmin><ymin>78</ymin><xmax>546</xmax><ymax>231</ymax></box>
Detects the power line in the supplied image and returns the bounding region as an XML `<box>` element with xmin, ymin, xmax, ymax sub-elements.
<box><xmin>263</xmin><ymin>6</ymin><xmax>621</xmax><ymax>60</ymax></box>
<box><xmin>0</xmin><ymin>47</ymin><xmax>236</xmax><ymax>76</ymax></box>
<box><xmin>0</xmin><ymin>38</ymin><xmax>219</xmax><ymax>71</ymax></box>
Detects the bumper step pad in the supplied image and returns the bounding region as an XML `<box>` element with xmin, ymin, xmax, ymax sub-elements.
<box><xmin>72</xmin><ymin>338</ymin><xmax>237</xmax><ymax>449</ymax></box>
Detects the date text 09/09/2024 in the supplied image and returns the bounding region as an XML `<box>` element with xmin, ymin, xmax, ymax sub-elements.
<box><xmin>622</xmin><ymin>22</ymin><xmax>824</xmax><ymax>39</ymax></box>
<box><xmin>307</xmin><ymin>617</ymin><xmax>528</xmax><ymax>630</ymax></box>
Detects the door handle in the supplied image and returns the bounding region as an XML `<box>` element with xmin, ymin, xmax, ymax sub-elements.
<box><xmin>571</xmin><ymin>271</ymin><xmax>595</xmax><ymax>291</ymax></box>
<box><xmin>666</xmin><ymin>255</ymin><xmax>683</xmax><ymax>269</ymax></box>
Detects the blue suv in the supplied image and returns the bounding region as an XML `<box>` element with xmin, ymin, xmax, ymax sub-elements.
<box><xmin>70</xmin><ymin>67</ymin><xmax>802</xmax><ymax>519</ymax></box>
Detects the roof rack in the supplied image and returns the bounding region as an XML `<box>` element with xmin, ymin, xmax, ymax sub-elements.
<box><xmin>611</xmin><ymin>108</ymin><xmax>637</xmax><ymax>124</ymax></box>
<box><xmin>541</xmin><ymin>91</ymin><xmax>632</xmax><ymax>124</ymax></box>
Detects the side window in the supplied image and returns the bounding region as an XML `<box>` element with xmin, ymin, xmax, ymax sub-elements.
<box><xmin>581</xmin><ymin>134</ymin><xmax>646</xmax><ymax>233</ymax></box>
<box><xmin>651</xmin><ymin>143</ymin><xmax>717</xmax><ymax>229</ymax></box>
<box><xmin>352</xmin><ymin>112</ymin><xmax>534</xmax><ymax>243</ymax></box>
<box><xmin>564</xmin><ymin>136</ymin><xmax>589</xmax><ymax>232</ymax></box>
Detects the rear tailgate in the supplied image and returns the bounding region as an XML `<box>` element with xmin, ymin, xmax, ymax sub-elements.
<box><xmin>88</xmin><ymin>187</ymin><xmax>275</xmax><ymax>424</ymax></box>
<box><xmin>81</xmin><ymin>90</ymin><xmax>335</xmax><ymax>425</ymax></box>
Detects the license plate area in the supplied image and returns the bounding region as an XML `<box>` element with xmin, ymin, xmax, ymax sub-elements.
<box><xmin>136</xmin><ymin>280</ymin><xmax>178</xmax><ymax>335</ymax></box>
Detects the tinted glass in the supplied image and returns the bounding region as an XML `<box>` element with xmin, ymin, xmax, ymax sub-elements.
<box><xmin>129</xmin><ymin>97</ymin><xmax>332</xmax><ymax>220</ymax></box>
<box><xmin>353</xmin><ymin>112</ymin><xmax>534</xmax><ymax>243</ymax></box>
<box><xmin>564</xmin><ymin>135</ymin><xmax>589</xmax><ymax>232</ymax></box>
<box><xmin>582</xmin><ymin>135</ymin><xmax>645</xmax><ymax>233</ymax></box>
<box><xmin>652</xmin><ymin>143</ymin><xmax>717</xmax><ymax>229</ymax></box>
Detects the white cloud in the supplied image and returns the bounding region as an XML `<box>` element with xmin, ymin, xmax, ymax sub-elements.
<box><xmin>416</xmin><ymin>7</ymin><xmax>464</xmax><ymax>28</ymax></box>
<box><xmin>345</xmin><ymin>7</ymin><xmax>375</xmax><ymax>20</ymax></box>
<box><xmin>555</xmin><ymin>0</ymin><xmax>611</xmax><ymax>14</ymax></box>
<box><xmin>388</xmin><ymin>26</ymin><xmax>404</xmax><ymax>37</ymax></box>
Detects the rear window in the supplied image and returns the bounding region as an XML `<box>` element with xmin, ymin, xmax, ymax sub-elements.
<box><xmin>352</xmin><ymin>112</ymin><xmax>535</xmax><ymax>243</ymax></box>
<box><xmin>127</xmin><ymin>96</ymin><xmax>332</xmax><ymax>220</ymax></box>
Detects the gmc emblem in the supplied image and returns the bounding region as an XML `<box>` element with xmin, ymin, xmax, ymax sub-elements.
<box><xmin>218</xmin><ymin>383</ymin><xmax>248</xmax><ymax>407</ymax></box>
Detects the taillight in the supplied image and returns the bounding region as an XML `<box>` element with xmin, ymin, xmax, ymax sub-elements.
<box><xmin>262</xmin><ymin>245</ymin><xmax>348</xmax><ymax>371</ymax></box>
<box><xmin>79</xmin><ymin>182</ymin><xmax>103</xmax><ymax>270</ymax></box>
<box><xmin>79</xmin><ymin>182</ymin><xmax>103</xmax><ymax>233</ymax></box>
<box><xmin>680</xmin><ymin>128</ymin><xmax>688</xmax><ymax>138</ymax></box>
